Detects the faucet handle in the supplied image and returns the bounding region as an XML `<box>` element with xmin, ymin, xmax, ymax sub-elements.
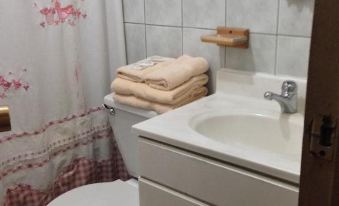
<box><xmin>281</xmin><ymin>80</ymin><xmax>297</xmax><ymax>94</ymax></box>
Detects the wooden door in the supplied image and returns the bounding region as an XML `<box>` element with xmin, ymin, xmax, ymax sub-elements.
<box><xmin>299</xmin><ymin>0</ymin><xmax>339</xmax><ymax>205</ymax></box>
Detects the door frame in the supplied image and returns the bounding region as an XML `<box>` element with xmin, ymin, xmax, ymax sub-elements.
<box><xmin>299</xmin><ymin>0</ymin><xmax>339</xmax><ymax>205</ymax></box>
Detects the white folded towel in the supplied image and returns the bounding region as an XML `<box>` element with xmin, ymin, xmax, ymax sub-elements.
<box><xmin>116</xmin><ymin>56</ymin><xmax>175</xmax><ymax>82</ymax></box>
<box><xmin>144</xmin><ymin>55</ymin><xmax>209</xmax><ymax>91</ymax></box>
<box><xmin>112</xmin><ymin>74</ymin><xmax>208</xmax><ymax>105</ymax></box>
<box><xmin>113</xmin><ymin>87</ymin><xmax>207</xmax><ymax>114</ymax></box>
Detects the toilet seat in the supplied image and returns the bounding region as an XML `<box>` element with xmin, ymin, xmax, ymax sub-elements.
<box><xmin>47</xmin><ymin>180</ymin><xmax>139</xmax><ymax>206</ymax></box>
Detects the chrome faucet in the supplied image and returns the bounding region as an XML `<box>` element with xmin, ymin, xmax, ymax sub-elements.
<box><xmin>264</xmin><ymin>81</ymin><xmax>298</xmax><ymax>114</ymax></box>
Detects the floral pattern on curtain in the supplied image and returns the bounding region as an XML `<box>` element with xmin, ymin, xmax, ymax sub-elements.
<box><xmin>0</xmin><ymin>0</ymin><xmax>128</xmax><ymax>205</ymax></box>
<box><xmin>0</xmin><ymin>69</ymin><xmax>30</xmax><ymax>99</ymax></box>
<box><xmin>34</xmin><ymin>0</ymin><xmax>87</xmax><ymax>27</ymax></box>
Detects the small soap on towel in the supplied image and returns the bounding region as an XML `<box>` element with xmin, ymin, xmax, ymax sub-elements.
<box><xmin>117</xmin><ymin>56</ymin><xmax>175</xmax><ymax>82</ymax></box>
<box><xmin>113</xmin><ymin>87</ymin><xmax>208</xmax><ymax>114</ymax></box>
<box><xmin>144</xmin><ymin>55</ymin><xmax>209</xmax><ymax>91</ymax></box>
<box><xmin>111</xmin><ymin>74</ymin><xmax>209</xmax><ymax>105</ymax></box>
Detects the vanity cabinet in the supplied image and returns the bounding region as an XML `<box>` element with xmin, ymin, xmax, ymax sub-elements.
<box><xmin>138</xmin><ymin>137</ymin><xmax>299</xmax><ymax>206</ymax></box>
<box><xmin>139</xmin><ymin>178</ymin><xmax>208</xmax><ymax>206</ymax></box>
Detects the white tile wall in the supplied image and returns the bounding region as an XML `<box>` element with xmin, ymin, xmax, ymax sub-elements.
<box><xmin>146</xmin><ymin>25</ymin><xmax>183</xmax><ymax>58</ymax></box>
<box><xmin>125</xmin><ymin>23</ymin><xmax>146</xmax><ymax>63</ymax></box>
<box><xmin>145</xmin><ymin>0</ymin><xmax>182</xmax><ymax>26</ymax></box>
<box><xmin>227</xmin><ymin>0</ymin><xmax>279</xmax><ymax>34</ymax></box>
<box><xmin>278</xmin><ymin>0</ymin><xmax>315</xmax><ymax>37</ymax></box>
<box><xmin>226</xmin><ymin>34</ymin><xmax>277</xmax><ymax>74</ymax></box>
<box><xmin>183</xmin><ymin>0</ymin><xmax>226</xmax><ymax>29</ymax></box>
<box><xmin>122</xmin><ymin>0</ymin><xmax>315</xmax><ymax>89</ymax></box>
<box><xmin>123</xmin><ymin>0</ymin><xmax>145</xmax><ymax>23</ymax></box>
<box><xmin>276</xmin><ymin>36</ymin><xmax>311</xmax><ymax>77</ymax></box>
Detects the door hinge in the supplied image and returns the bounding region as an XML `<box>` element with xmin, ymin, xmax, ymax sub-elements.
<box><xmin>309</xmin><ymin>115</ymin><xmax>337</xmax><ymax>161</ymax></box>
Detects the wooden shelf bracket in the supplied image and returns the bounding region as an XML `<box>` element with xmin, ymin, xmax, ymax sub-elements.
<box><xmin>201</xmin><ymin>27</ymin><xmax>250</xmax><ymax>49</ymax></box>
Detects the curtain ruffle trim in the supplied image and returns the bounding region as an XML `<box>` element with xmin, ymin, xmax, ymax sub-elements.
<box><xmin>4</xmin><ymin>155</ymin><xmax>130</xmax><ymax>206</ymax></box>
<box><xmin>0</xmin><ymin>106</ymin><xmax>104</xmax><ymax>144</ymax></box>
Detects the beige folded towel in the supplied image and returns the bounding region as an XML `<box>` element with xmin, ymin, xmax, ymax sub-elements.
<box><xmin>117</xmin><ymin>56</ymin><xmax>175</xmax><ymax>82</ymax></box>
<box><xmin>113</xmin><ymin>87</ymin><xmax>208</xmax><ymax>114</ymax></box>
<box><xmin>144</xmin><ymin>55</ymin><xmax>209</xmax><ymax>91</ymax></box>
<box><xmin>112</xmin><ymin>74</ymin><xmax>208</xmax><ymax>105</ymax></box>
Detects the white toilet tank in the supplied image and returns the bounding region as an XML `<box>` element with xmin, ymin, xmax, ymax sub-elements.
<box><xmin>104</xmin><ymin>94</ymin><xmax>158</xmax><ymax>177</ymax></box>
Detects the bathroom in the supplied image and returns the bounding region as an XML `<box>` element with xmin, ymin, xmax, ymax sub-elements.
<box><xmin>0</xmin><ymin>0</ymin><xmax>338</xmax><ymax>205</ymax></box>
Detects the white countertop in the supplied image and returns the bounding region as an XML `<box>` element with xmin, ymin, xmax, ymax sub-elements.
<box><xmin>132</xmin><ymin>69</ymin><xmax>307</xmax><ymax>184</ymax></box>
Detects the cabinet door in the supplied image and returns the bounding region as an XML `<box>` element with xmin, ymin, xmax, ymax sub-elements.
<box><xmin>139</xmin><ymin>138</ymin><xmax>298</xmax><ymax>206</ymax></box>
<box><xmin>139</xmin><ymin>178</ymin><xmax>209</xmax><ymax>206</ymax></box>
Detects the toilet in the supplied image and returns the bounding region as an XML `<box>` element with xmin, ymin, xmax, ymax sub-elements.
<box><xmin>48</xmin><ymin>94</ymin><xmax>158</xmax><ymax>206</ymax></box>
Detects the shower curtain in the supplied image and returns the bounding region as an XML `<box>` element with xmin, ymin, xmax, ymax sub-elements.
<box><xmin>0</xmin><ymin>0</ymin><xmax>128</xmax><ymax>205</ymax></box>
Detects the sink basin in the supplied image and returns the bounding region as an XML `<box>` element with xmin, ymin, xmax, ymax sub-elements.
<box><xmin>190</xmin><ymin>112</ymin><xmax>303</xmax><ymax>158</ymax></box>
<box><xmin>133</xmin><ymin>69</ymin><xmax>307</xmax><ymax>183</ymax></box>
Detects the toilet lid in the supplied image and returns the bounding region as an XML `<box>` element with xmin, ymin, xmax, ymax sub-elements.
<box><xmin>47</xmin><ymin>180</ymin><xmax>139</xmax><ymax>206</ymax></box>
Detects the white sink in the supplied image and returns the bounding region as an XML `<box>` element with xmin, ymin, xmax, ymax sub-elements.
<box><xmin>190</xmin><ymin>111</ymin><xmax>303</xmax><ymax>159</ymax></box>
<box><xmin>133</xmin><ymin>69</ymin><xmax>307</xmax><ymax>184</ymax></box>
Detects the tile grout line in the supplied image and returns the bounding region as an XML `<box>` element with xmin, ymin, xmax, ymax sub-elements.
<box><xmin>121</xmin><ymin>1</ymin><xmax>129</xmax><ymax>64</ymax></box>
<box><xmin>122</xmin><ymin>26</ymin><xmax>312</xmax><ymax>39</ymax></box>
<box><xmin>274</xmin><ymin>0</ymin><xmax>281</xmax><ymax>75</ymax></box>
<box><xmin>123</xmin><ymin>26</ymin><xmax>129</xmax><ymax>63</ymax></box>
<box><xmin>224</xmin><ymin>0</ymin><xmax>228</xmax><ymax>68</ymax></box>
<box><xmin>123</xmin><ymin>22</ymin><xmax>312</xmax><ymax>39</ymax></box>
<box><xmin>144</xmin><ymin>0</ymin><xmax>148</xmax><ymax>58</ymax></box>
<box><xmin>181</xmin><ymin>0</ymin><xmax>184</xmax><ymax>56</ymax></box>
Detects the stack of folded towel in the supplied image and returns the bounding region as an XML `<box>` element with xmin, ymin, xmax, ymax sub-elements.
<box><xmin>111</xmin><ymin>55</ymin><xmax>209</xmax><ymax>114</ymax></box>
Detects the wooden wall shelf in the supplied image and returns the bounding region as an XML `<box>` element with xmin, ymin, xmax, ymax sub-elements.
<box><xmin>201</xmin><ymin>27</ymin><xmax>249</xmax><ymax>49</ymax></box>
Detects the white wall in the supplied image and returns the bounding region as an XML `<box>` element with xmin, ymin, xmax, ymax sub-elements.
<box><xmin>122</xmin><ymin>0</ymin><xmax>314</xmax><ymax>91</ymax></box>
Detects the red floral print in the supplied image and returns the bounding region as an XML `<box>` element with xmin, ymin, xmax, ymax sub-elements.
<box><xmin>34</xmin><ymin>0</ymin><xmax>87</xmax><ymax>27</ymax></box>
<box><xmin>0</xmin><ymin>69</ymin><xmax>30</xmax><ymax>99</ymax></box>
